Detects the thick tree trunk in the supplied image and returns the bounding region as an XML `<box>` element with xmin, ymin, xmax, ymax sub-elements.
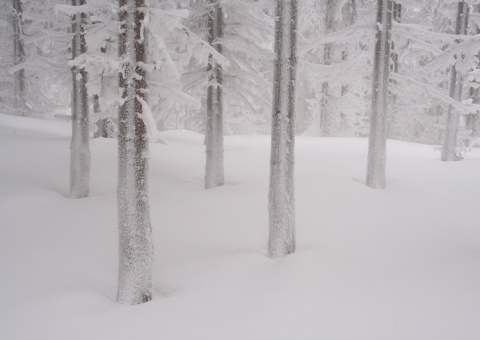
<box><xmin>366</xmin><ymin>0</ymin><xmax>393</xmax><ymax>189</ymax></box>
<box><xmin>319</xmin><ymin>0</ymin><xmax>334</xmax><ymax>137</ymax></box>
<box><xmin>268</xmin><ymin>0</ymin><xmax>298</xmax><ymax>258</ymax></box>
<box><xmin>205</xmin><ymin>0</ymin><xmax>225</xmax><ymax>189</ymax></box>
<box><xmin>13</xmin><ymin>0</ymin><xmax>26</xmax><ymax>116</ymax></box>
<box><xmin>70</xmin><ymin>0</ymin><xmax>90</xmax><ymax>198</ymax></box>
<box><xmin>441</xmin><ymin>1</ymin><xmax>469</xmax><ymax>161</ymax></box>
<box><xmin>117</xmin><ymin>0</ymin><xmax>154</xmax><ymax>305</ymax></box>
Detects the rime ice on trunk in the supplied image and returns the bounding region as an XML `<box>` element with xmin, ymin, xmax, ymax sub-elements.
<box><xmin>13</xmin><ymin>0</ymin><xmax>26</xmax><ymax>116</ymax></box>
<box><xmin>70</xmin><ymin>0</ymin><xmax>90</xmax><ymax>198</ymax></box>
<box><xmin>205</xmin><ymin>0</ymin><xmax>224</xmax><ymax>189</ymax></box>
<box><xmin>366</xmin><ymin>0</ymin><xmax>393</xmax><ymax>189</ymax></box>
<box><xmin>441</xmin><ymin>1</ymin><xmax>469</xmax><ymax>161</ymax></box>
<box><xmin>319</xmin><ymin>0</ymin><xmax>334</xmax><ymax>137</ymax></box>
<box><xmin>268</xmin><ymin>0</ymin><xmax>298</xmax><ymax>258</ymax></box>
<box><xmin>117</xmin><ymin>0</ymin><xmax>154</xmax><ymax>305</ymax></box>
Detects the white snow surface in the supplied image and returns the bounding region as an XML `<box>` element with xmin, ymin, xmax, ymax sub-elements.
<box><xmin>1</xmin><ymin>113</ymin><xmax>480</xmax><ymax>340</ymax></box>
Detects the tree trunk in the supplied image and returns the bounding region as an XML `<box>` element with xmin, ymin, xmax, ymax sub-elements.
<box><xmin>205</xmin><ymin>0</ymin><xmax>225</xmax><ymax>189</ymax></box>
<box><xmin>366</xmin><ymin>0</ymin><xmax>393</xmax><ymax>189</ymax></box>
<box><xmin>319</xmin><ymin>0</ymin><xmax>334</xmax><ymax>137</ymax></box>
<box><xmin>70</xmin><ymin>0</ymin><xmax>90</xmax><ymax>198</ymax></box>
<box><xmin>441</xmin><ymin>1</ymin><xmax>469</xmax><ymax>161</ymax></box>
<box><xmin>268</xmin><ymin>0</ymin><xmax>298</xmax><ymax>258</ymax></box>
<box><xmin>117</xmin><ymin>0</ymin><xmax>154</xmax><ymax>305</ymax></box>
<box><xmin>13</xmin><ymin>0</ymin><xmax>26</xmax><ymax>116</ymax></box>
<box><xmin>467</xmin><ymin>5</ymin><xmax>480</xmax><ymax>137</ymax></box>
<box><xmin>387</xmin><ymin>2</ymin><xmax>401</xmax><ymax>138</ymax></box>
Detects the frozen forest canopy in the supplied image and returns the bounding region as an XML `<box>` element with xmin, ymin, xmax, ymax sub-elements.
<box><xmin>1</xmin><ymin>0</ymin><xmax>480</xmax><ymax>315</ymax></box>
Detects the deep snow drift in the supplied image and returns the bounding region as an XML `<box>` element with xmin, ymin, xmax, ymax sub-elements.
<box><xmin>1</xmin><ymin>113</ymin><xmax>479</xmax><ymax>340</ymax></box>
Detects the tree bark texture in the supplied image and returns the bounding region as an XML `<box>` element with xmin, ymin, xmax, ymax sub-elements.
<box><xmin>205</xmin><ymin>0</ymin><xmax>225</xmax><ymax>189</ymax></box>
<box><xmin>13</xmin><ymin>0</ymin><xmax>26</xmax><ymax>116</ymax></box>
<box><xmin>319</xmin><ymin>0</ymin><xmax>334</xmax><ymax>137</ymax></box>
<box><xmin>117</xmin><ymin>0</ymin><xmax>154</xmax><ymax>305</ymax></box>
<box><xmin>366</xmin><ymin>0</ymin><xmax>393</xmax><ymax>189</ymax></box>
<box><xmin>268</xmin><ymin>0</ymin><xmax>298</xmax><ymax>258</ymax></box>
<box><xmin>70</xmin><ymin>0</ymin><xmax>90</xmax><ymax>198</ymax></box>
<box><xmin>441</xmin><ymin>1</ymin><xmax>469</xmax><ymax>161</ymax></box>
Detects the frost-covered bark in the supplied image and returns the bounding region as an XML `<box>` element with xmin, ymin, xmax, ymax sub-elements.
<box><xmin>13</xmin><ymin>0</ymin><xmax>26</xmax><ymax>116</ymax></box>
<box><xmin>319</xmin><ymin>0</ymin><xmax>335</xmax><ymax>137</ymax></box>
<box><xmin>366</xmin><ymin>0</ymin><xmax>392</xmax><ymax>189</ymax></box>
<box><xmin>441</xmin><ymin>1</ymin><xmax>469</xmax><ymax>161</ymax></box>
<box><xmin>70</xmin><ymin>0</ymin><xmax>90</xmax><ymax>198</ymax></box>
<box><xmin>205</xmin><ymin>0</ymin><xmax>225</xmax><ymax>189</ymax></box>
<box><xmin>268</xmin><ymin>0</ymin><xmax>298</xmax><ymax>258</ymax></box>
<box><xmin>117</xmin><ymin>0</ymin><xmax>153</xmax><ymax>305</ymax></box>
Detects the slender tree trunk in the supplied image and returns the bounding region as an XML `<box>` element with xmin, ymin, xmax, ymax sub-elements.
<box><xmin>366</xmin><ymin>0</ymin><xmax>393</xmax><ymax>189</ymax></box>
<box><xmin>268</xmin><ymin>0</ymin><xmax>298</xmax><ymax>258</ymax></box>
<box><xmin>468</xmin><ymin>4</ymin><xmax>480</xmax><ymax>138</ymax></box>
<box><xmin>441</xmin><ymin>1</ymin><xmax>469</xmax><ymax>161</ymax></box>
<box><xmin>387</xmin><ymin>2</ymin><xmax>401</xmax><ymax>138</ymax></box>
<box><xmin>13</xmin><ymin>0</ymin><xmax>26</xmax><ymax>116</ymax></box>
<box><xmin>319</xmin><ymin>0</ymin><xmax>334</xmax><ymax>137</ymax></box>
<box><xmin>340</xmin><ymin>0</ymin><xmax>357</xmax><ymax>132</ymax></box>
<box><xmin>205</xmin><ymin>0</ymin><xmax>225</xmax><ymax>189</ymax></box>
<box><xmin>70</xmin><ymin>0</ymin><xmax>90</xmax><ymax>198</ymax></box>
<box><xmin>94</xmin><ymin>46</ymin><xmax>108</xmax><ymax>138</ymax></box>
<box><xmin>117</xmin><ymin>0</ymin><xmax>154</xmax><ymax>305</ymax></box>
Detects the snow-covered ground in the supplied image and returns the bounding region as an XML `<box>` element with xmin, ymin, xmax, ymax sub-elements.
<box><xmin>1</xmin><ymin>113</ymin><xmax>480</xmax><ymax>340</ymax></box>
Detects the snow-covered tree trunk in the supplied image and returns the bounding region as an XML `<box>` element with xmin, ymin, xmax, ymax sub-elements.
<box><xmin>13</xmin><ymin>0</ymin><xmax>26</xmax><ymax>116</ymax></box>
<box><xmin>268</xmin><ymin>0</ymin><xmax>298</xmax><ymax>258</ymax></box>
<box><xmin>442</xmin><ymin>1</ymin><xmax>469</xmax><ymax>161</ymax></box>
<box><xmin>366</xmin><ymin>0</ymin><xmax>393</xmax><ymax>189</ymax></box>
<box><xmin>117</xmin><ymin>0</ymin><xmax>154</xmax><ymax>305</ymax></box>
<box><xmin>319</xmin><ymin>0</ymin><xmax>334</xmax><ymax>137</ymax></box>
<box><xmin>205</xmin><ymin>0</ymin><xmax>225</xmax><ymax>189</ymax></box>
<box><xmin>467</xmin><ymin>4</ymin><xmax>480</xmax><ymax>137</ymax></box>
<box><xmin>70</xmin><ymin>0</ymin><xmax>90</xmax><ymax>198</ymax></box>
<box><xmin>387</xmin><ymin>2</ymin><xmax>401</xmax><ymax>138</ymax></box>
<box><xmin>340</xmin><ymin>0</ymin><xmax>357</xmax><ymax>97</ymax></box>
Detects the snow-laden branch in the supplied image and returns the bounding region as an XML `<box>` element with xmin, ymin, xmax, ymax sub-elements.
<box><xmin>136</xmin><ymin>96</ymin><xmax>167</xmax><ymax>144</ymax></box>
<box><xmin>54</xmin><ymin>4</ymin><xmax>94</xmax><ymax>17</ymax></box>
<box><xmin>299</xmin><ymin>24</ymin><xmax>375</xmax><ymax>55</ymax></box>
<box><xmin>390</xmin><ymin>72</ymin><xmax>476</xmax><ymax>115</ymax></box>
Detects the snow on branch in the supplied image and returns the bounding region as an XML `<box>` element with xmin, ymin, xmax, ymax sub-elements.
<box><xmin>299</xmin><ymin>24</ymin><xmax>375</xmax><ymax>55</ymax></box>
<box><xmin>136</xmin><ymin>96</ymin><xmax>168</xmax><ymax>145</ymax></box>
<box><xmin>390</xmin><ymin>72</ymin><xmax>476</xmax><ymax>115</ymax></box>
<box><xmin>54</xmin><ymin>4</ymin><xmax>94</xmax><ymax>17</ymax></box>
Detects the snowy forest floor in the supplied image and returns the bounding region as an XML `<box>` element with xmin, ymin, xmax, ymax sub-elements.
<box><xmin>1</xmin><ymin>113</ymin><xmax>480</xmax><ymax>340</ymax></box>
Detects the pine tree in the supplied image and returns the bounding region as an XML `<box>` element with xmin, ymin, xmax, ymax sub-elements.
<box><xmin>268</xmin><ymin>0</ymin><xmax>298</xmax><ymax>258</ymax></box>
